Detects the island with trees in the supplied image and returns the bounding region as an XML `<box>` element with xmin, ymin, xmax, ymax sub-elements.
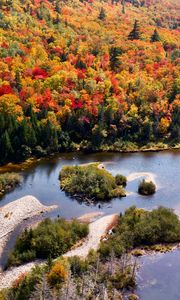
<box><xmin>59</xmin><ymin>163</ymin><xmax>127</xmax><ymax>202</ymax></box>
<box><xmin>138</xmin><ymin>179</ymin><xmax>156</xmax><ymax>195</ymax></box>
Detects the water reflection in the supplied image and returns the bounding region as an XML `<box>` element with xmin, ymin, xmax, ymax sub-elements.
<box><xmin>0</xmin><ymin>150</ymin><xmax>179</xmax><ymax>220</ymax></box>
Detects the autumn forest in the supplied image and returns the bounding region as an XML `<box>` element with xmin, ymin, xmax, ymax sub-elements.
<box><xmin>0</xmin><ymin>0</ymin><xmax>179</xmax><ymax>164</ymax></box>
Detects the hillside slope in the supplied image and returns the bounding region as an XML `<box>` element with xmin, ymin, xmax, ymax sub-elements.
<box><xmin>0</xmin><ymin>0</ymin><xmax>179</xmax><ymax>163</ymax></box>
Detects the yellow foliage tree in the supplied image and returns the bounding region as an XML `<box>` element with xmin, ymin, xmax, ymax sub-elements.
<box><xmin>0</xmin><ymin>94</ymin><xmax>22</xmax><ymax>116</ymax></box>
<box><xmin>47</xmin><ymin>262</ymin><xmax>67</xmax><ymax>288</ymax></box>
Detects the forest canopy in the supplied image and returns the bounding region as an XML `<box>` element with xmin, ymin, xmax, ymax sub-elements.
<box><xmin>0</xmin><ymin>0</ymin><xmax>179</xmax><ymax>164</ymax></box>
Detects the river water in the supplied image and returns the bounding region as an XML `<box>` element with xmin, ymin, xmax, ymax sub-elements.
<box><xmin>0</xmin><ymin>150</ymin><xmax>180</xmax><ymax>298</ymax></box>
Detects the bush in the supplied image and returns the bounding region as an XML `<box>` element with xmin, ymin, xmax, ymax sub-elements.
<box><xmin>138</xmin><ymin>179</ymin><xmax>156</xmax><ymax>195</ymax></box>
<box><xmin>115</xmin><ymin>174</ymin><xmax>127</xmax><ymax>187</ymax></box>
<box><xmin>9</xmin><ymin>266</ymin><xmax>43</xmax><ymax>300</ymax></box>
<box><xmin>100</xmin><ymin>206</ymin><xmax>180</xmax><ymax>257</ymax></box>
<box><xmin>59</xmin><ymin>164</ymin><xmax>126</xmax><ymax>201</ymax></box>
<box><xmin>0</xmin><ymin>172</ymin><xmax>22</xmax><ymax>195</ymax></box>
<box><xmin>7</xmin><ymin>218</ymin><xmax>89</xmax><ymax>267</ymax></box>
<box><xmin>69</xmin><ymin>256</ymin><xmax>88</xmax><ymax>277</ymax></box>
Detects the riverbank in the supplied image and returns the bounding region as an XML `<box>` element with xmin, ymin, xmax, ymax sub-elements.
<box><xmin>0</xmin><ymin>213</ymin><xmax>118</xmax><ymax>289</ymax></box>
<box><xmin>0</xmin><ymin>196</ymin><xmax>57</xmax><ymax>270</ymax></box>
<box><xmin>0</xmin><ymin>144</ymin><xmax>179</xmax><ymax>173</ymax></box>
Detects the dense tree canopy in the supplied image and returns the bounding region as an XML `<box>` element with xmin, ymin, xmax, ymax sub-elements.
<box><xmin>0</xmin><ymin>0</ymin><xmax>179</xmax><ymax>164</ymax></box>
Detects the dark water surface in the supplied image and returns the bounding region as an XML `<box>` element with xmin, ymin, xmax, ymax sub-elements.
<box><xmin>0</xmin><ymin>150</ymin><xmax>180</xmax><ymax>298</ymax></box>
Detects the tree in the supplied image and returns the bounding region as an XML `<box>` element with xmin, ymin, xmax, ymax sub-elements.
<box><xmin>15</xmin><ymin>70</ymin><xmax>22</xmax><ymax>92</ymax></box>
<box><xmin>110</xmin><ymin>47</ymin><xmax>122</xmax><ymax>71</ymax></box>
<box><xmin>171</xmin><ymin>106</ymin><xmax>180</xmax><ymax>142</ymax></box>
<box><xmin>47</xmin><ymin>262</ymin><xmax>67</xmax><ymax>288</ymax></box>
<box><xmin>122</xmin><ymin>0</ymin><xmax>125</xmax><ymax>14</ymax></box>
<box><xmin>98</xmin><ymin>8</ymin><xmax>106</xmax><ymax>20</ymax></box>
<box><xmin>0</xmin><ymin>130</ymin><xmax>13</xmax><ymax>161</ymax></box>
<box><xmin>128</xmin><ymin>20</ymin><xmax>141</xmax><ymax>40</ymax></box>
<box><xmin>151</xmin><ymin>29</ymin><xmax>161</xmax><ymax>42</ymax></box>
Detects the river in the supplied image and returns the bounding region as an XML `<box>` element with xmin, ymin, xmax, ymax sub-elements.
<box><xmin>0</xmin><ymin>150</ymin><xmax>180</xmax><ymax>299</ymax></box>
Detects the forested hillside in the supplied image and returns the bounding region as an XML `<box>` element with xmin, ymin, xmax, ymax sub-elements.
<box><xmin>0</xmin><ymin>0</ymin><xmax>179</xmax><ymax>163</ymax></box>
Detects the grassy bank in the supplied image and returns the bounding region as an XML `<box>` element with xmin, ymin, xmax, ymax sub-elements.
<box><xmin>0</xmin><ymin>142</ymin><xmax>180</xmax><ymax>173</ymax></box>
<box><xmin>0</xmin><ymin>173</ymin><xmax>22</xmax><ymax>196</ymax></box>
<box><xmin>0</xmin><ymin>143</ymin><xmax>179</xmax><ymax>171</ymax></box>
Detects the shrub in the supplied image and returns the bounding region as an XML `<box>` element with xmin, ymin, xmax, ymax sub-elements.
<box><xmin>100</xmin><ymin>206</ymin><xmax>180</xmax><ymax>257</ymax></box>
<box><xmin>0</xmin><ymin>172</ymin><xmax>22</xmax><ymax>195</ymax></box>
<box><xmin>7</xmin><ymin>218</ymin><xmax>89</xmax><ymax>267</ymax></box>
<box><xmin>69</xmin><ymin>256</ymin><xmax>88</xmax><ymax>276</ymax></box>
<box><xmin>138</xmin><ymin>179</ymin><xmax>156</xmax><ymax>195</ymax></box>
<box><xmin>47</xmin><ymin>262</ymin><xmax>67</xmax><ymax>288</ymax></box>
<box><xmin>115</xmin><ymin>174</ymin><xmax>127</xmax><ymax>187</ymax></box>
<box><xmin>9</xmin><ymin>266</ymin><xmax>43</xmax><ymax>300</ymax></box>
<box><xmin>59</xmin><ymin>164</ymin><xmax>126</xmax><ymax>201</ymax></box>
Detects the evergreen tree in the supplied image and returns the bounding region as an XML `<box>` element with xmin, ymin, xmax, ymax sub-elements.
<box><xmin>20</xmin><ymin>119</ymin><xmax>37</xmax><ymax>148</ymax></box>
<box><xmin>75</xmin><ymin>59</ymin><xmax>86</xmax><ymax>69</ymax></box>
<box><xmin>98</xmin><ymin>7</ymin><xmax>106</xmax><ymax>20</ymax></box>
<box><xmin>171</xmin><ymin>106</ymin><xmax>180</xmax><ymax>142</ymax></box>
<box><xmin>128</xmin><ymin>20</ymin><xmax>141</xmax><ymax>40</ymax></box>
<box><xmin>15</xmin><ymin>70</ymin><xmax>22</xmax><ymax>92</ymax></box>
<box><xmin>55</xmin><ymin>0</ymin><xmax>61</xmax><ymax>13</ymax></box>
<box><xmin>151</xmin><ymin>29</ymin><xmax>161</xmax><ymax>42</ymax></box>
<box><xmin>0</xmin><ymin>130</ymin><xmax>13</xmax><ymax>161</ymax></box>
<box><xmin>110</xmin><ymin>47</ymin><xmax>123</xmax><ymax>71</ymax></box>
<box><xmin>0</xmin><ymin>114</ymin><xmax>5</xmax><ymax>136</ymax></box>
<box><xmin>122</xmin><ymin>0</ymin><xmax>125</xmax><ymax>14</ymax></box>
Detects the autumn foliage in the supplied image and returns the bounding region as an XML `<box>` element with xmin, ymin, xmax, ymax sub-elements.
<box><xmin>0</xmin><ymin>0</ymin><xmax>179</xmax><ymax>164</ymax></box>
<box><xmin>47</xmin><ymin>262</ymin><xmax>68</xmax><ymax>287</ymax></box>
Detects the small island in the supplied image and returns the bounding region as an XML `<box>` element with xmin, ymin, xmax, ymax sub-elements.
<box><xmin>59</xmin><ymin>163</ymin><xmax>127</xmax><ymax>201</ymax></box>
<box><xmin>0</xmin><ymin>173</ymin><xmax>22</xmax><ymax>196</ymax></box>
<box><xmin>138</xmin><ymin>179</ymin><xmax>156</xmax><ymax>195</ymax></box>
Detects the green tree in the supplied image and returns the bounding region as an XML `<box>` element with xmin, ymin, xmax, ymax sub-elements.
<box><xmin>98</xmin><ymin>7</ymin><xmax>106</xmax><ymax>20</ymax></box>
<box><xmin>15</xmin><ymin>70</ymin><xmax>22</xmax><ymax>92</ymax></box>
<box><xmin>151</xmin><ymin>29</ymin><xmax>161</xmax><ymax>42</ymax></box>
<box><xmin>0</xmin><ymin>130</ymin><xmax>13</xmax><ymax>161</ymax></box>
<box><xmin>128</xmin><ymin>20</ymin><xmax>141</xmax><ymax>40</ymax></box>
<box><xmin>110</xmin><ymin>47</ymin><xmax>122</xmax><ymax>71</ymax></box>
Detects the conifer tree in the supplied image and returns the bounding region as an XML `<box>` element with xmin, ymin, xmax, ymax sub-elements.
<box><xmin>0</xmin><ymin>130</ymin><xmax>13</xmax><ymax>161</ymax></box>
<box><xmin>151</xmin><ymin>29</ymin><xmax>161</xmax><ymax>42</ymax></box>
<box><xmin>98</xmin><ymin>7</ymin><xmax>106</xmax><ymax>21</ymax></box>
<box><xmin>110</xmin><ymin>47</ymin><xmax>122</xmax><ymax>71</ymax></box>
<box><xmin>128</xmin><ymin>20</ymin><xmax>141</xmax><ymax>40</ymax></box>
<box><xmin>122</xmin><ymin>0</ymin><xmax>125</xmax><ymax>14</ymax></box>
<box><xmin>15</xmin><ymin>70</ymin><xmax>22</xmax><ymax>92</ymax></box>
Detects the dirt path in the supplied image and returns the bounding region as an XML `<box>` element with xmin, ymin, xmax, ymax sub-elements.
<box><xmin>0</xmin><ymin>213</ymin><xmax>118</xmax><ymax>289</ymax></box>
<box><xmin>64</xmin><ymin>214</ymin><xmax>118</xmax><ymax>258</ymax></box>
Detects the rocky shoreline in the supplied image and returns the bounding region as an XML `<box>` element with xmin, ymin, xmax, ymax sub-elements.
<box><xmin>0</xmin><ymin>195</ymin><xmax>57</xmax><ymax>272</ymax></box>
